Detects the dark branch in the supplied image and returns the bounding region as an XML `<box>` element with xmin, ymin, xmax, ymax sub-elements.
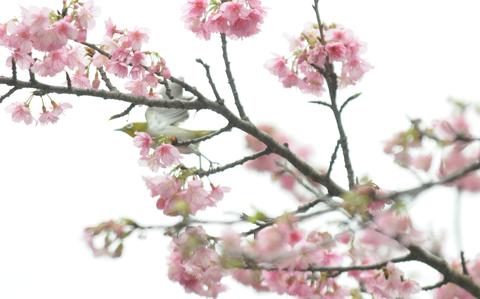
<box><xmin>461</xmin><ymin>251</ymin><xmax>470</xmax><ymax>276</ymax></box>
<box><xmin>174</xmin><ymin>124</ymin><xmax>232</xmax><ymax>147</ymax></box>
<box><xmin>109</xmin><ymin>103</ymin><xmax>136</xmax><ymax>120</ymax></box>
<box><xmin>65</xmin><ymin>72</ymin><xmax>72</xmax><ymax>90</ymax></box>
<box><xmin>248</xmin><ymin>253</ymin><xmax>413</xmax><ymax>274</ymax></box>
<box><xmin>408</xmin><ymin>245</ymin><xmax>480</xmax><ymax>298</ymax></box>
<box><xmin>311</xmin><ymin>62</ymin><xmax>356</xmax><ymax>190</ymax></box>
<box><xmin>340</xmin><ymin>93</ymin><xmax>361</xmax><ymax>114</ymax></box>
<box><xmin>98</xmin><ymin>67</ymin><xmax>119</xmax><ymax>92</ymax></box>
<box><xmin>309</xmin><ymin>100</ymin><xmax>332</xmax><ymax>109</ymax></box>
<box><xmin>197</xmin><ymin>148</ymin><xmax>272</xmax><ymax>177</ymax></box>
<box><xmin>220</xmin><ymin>33</ymin><xmax>248</xmax><ymax>120</ymax></box>
<box><xmin>327</xmin><ymin>139</ymin><xmax>341</xmax><ymax>178</ymax></box>
<box><xmin>422</xmin><ymin>279</ymin><xmax>449</xmax><ymax>291</ymax></box>
<box><xmin>196</xmin><ymin>58</ymin><xmax>224</xmax><ymax>104</ymax></box>
<box><xmin>0</xmin><ymin>87</ymin><xmax>19</xmax><ymax>104</ymax></box>
<box><xmin>382</xmin><ymin>160</ymin><xmax>480</xmax><ymax>200</ymax></box>
<box><xmin>11</xmin><ymin>59</ymin><xmax>16</xmax><ymax>82</ymax></box>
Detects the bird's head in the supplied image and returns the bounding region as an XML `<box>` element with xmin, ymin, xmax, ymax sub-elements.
<box><xmin>115</xmin><ymin>122</ymin><xmax>148</xmax><ymax>137</ymax></box>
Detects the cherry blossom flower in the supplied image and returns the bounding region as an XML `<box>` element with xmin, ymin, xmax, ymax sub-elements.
<box><xmin>71</xmin><ymin>71</ymin><xmax>91</xmax><ymax>88</ymax></box>
<box><xmin>183</xmin><ymin>0</ymin><xmax>265</xmax><ymax>39</ymax></box>
<box><xmin>154</xmin><ymin>144</ymin><xmax>181</xmax><ymax>167</ymax></box>
<box><xmin>361</xmin><ymin>263</ymin><xmax>421</xmax><ymax>298</ymax></box>
<box><xmin>168</xmin><ymin>227</ymin><xmax>226</xmax><ymax>298</ymax></box>
<box><xmin>51</xmin><ymin>101</ymin><xmax>72</xmax><ymax>117</ymax></box>
<box><xmin>126</xmin><ymin>28</ymin><xmax>149</xmax><ymax>51</ymax></box>
<box><xmin>268</xmin><ymin>24</ymin><xmax>370</xmax><ymax>94</ymax></box>
<box><xmin>133</xmin><ymin>132</ymin><xmax>153</xmax><ymax>156</ymax></box>
<box><xmin>75</xmin><ymin>0</ymin><xmax>100</xmax><ymax>30</ymax></box>
<box><xmin>144</xmin><ymin>175</ymin><xmax>180</xmax><ymax>199</ymax></box>
<box><xmin>5</xmin><ymin>102</ymin><xmax>34</xmax><ymax>124</ymax></box>
<box><xmin>38</xmin><ymin>106</ymin><xmax>59</xmax><ymax>125</ymax></box>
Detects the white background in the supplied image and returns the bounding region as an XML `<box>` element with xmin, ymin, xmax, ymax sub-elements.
<box><xmin>1</xmin><ymin>0</ymin><xmax>480</xmax><ymax>298</ymax></box>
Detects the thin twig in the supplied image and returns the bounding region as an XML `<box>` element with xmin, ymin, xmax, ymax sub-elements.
<box><xmin>220</xmin><ymin>33</ymin><xmax>248</xmax><ymax>120</ymax></box>
<box><xmin>196</xmin><ymin>58</ymin><xmax>224</xmax><ymax>104</ymax></box>
<box><xmin>461</xmin><ymin>251</ymin><xmax>470</xmax><ymax>276</ymax></box>
<box><xmin>408</xmin><ymin>245</ymin><xmax>480</xmax><ymax>298</ymax></box>
<box><xmin>382</xmin><ymin>160</ymin><xmax>480</xmax><ymax>200</ymax></box>
<box><xmin>0</xmin><ymin>87</ymin><xmax>19</xmax><ymax>104</ymax></box>
<box><xmin>327</xmin><ymin>139</ymin><xmax>341</xmax><ymax>178</ymax></box>
<box><xmin>245</xmin><ymin>253</ymin><xmax>413</xmax><ymax>274</ymax></box>
<box><xmin>197</xmin><ymin>148</ymin><xmax>272</xmax><ymax>177</ymax></box>
<box><xmin>312</xmin><ymin>0</ymin><xmax>326</xmax><ymax>44</ymax></box>
<box><xmin>98</xmin><ymin>67</ymin><xmax>118</xmax><ymax>92</ymax></box>
<box><xmin>422</xmin><ymin>279</ymin><xmax>449</xmax><ymax>291</ymax></box>
<box><xmin>339</xmin><ymin>93</ymin><xmax>361</xmax><ymax>114</ymax></box>
<box><xmin>310</xmin><ymin>100</ymin><xmax>332</xmax><ymax>109</ymax></box>
<box><xmin>174</xmin><ymin>124</ymin><xmax>232</xmax><ymax>147</ymax></box>
<box><xmin>109</xmin><ymin>103</ymin><xmax>136</xmax><ymax>120</ymax></box>
<box><xmin>65</xmin><ymin>72</ymin><xmax>72</xmax><ymax>90</ymax></box>
<box><xmin>11</xmin><ymin>59</ymin><xmax>17</xmax><ymax>82</ymax></box>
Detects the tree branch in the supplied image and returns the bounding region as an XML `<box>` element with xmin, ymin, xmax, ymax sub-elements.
<box><xmin>109</xmin><ymin>103</ymin><xmax>136</xmax><ymax>120</ymax></box>
<box><xmin>327</xmin><ymin>139</ymin><xmax>341</xmax><ymax>178</ymax></box>
<box><xmin>339</xmin><ymin>93</ymin><xmax>361</xmax><ymax>114</ymax></box>
<box><xmin>382</xmin><ymin>160</ymin><xmax>480</xmax><ymax>200</ymax></box>
<box><xmin>408</xmin><ymin>245</ymin><xmax>480</xmax><ymax>298</ymax></box>
<box><xmin>0</xmin><ymin>72</ymin><xmax>346</xmax><ymax>197</ymax></box>
<box><xmin>220</xmin><ymin>33</ymin><xmax>248</xmax><ymax>120</ymax></box>
<box><xmin>98</xmin><ymin>67</ymin><xmax>119</xmax><ymax>92</ymax></box>
<box><xmin>174</xmin><ymin>124</ymin><xmax>232</xmax><ymax>147</ymax></box>
<box><xmin>196</xmin><ymin>58</ymin><xmax>224</xmax><ymax>104</ymax></box>
<box><xmin>0</xmin><ymin>87</ymin><xmax>19</xmax><ymax>104</ymax></box>
<box><xmin>197</xmin><ymin>148</ymin><xmax>272</xmax><ymax>177</ymax></box>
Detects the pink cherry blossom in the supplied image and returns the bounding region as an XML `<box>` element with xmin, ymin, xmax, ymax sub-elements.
<box><xmin>361</xmin><ymin>263</ymin><xmax>421</xmax><ymax>298</ymax></box>
<box><xmin>75</xmin><ymin>0</ymin><xmax>100</xmax><ymax>30</ymax></box>
<box><xmin>107</xmin><ymin>61</ymin><xmax>129</xmax><ymax>78</ymax></box>
<box><xmin>38</xmin><ymin>107</ymin><xmax>59</xmax><ymax>125</ymax></box>
<box><xmin>31</xmin><ymin>50</ymin><xmax>67</xmax><ymax>77</ymax></box>
<box><xmin>144</xmin><ymin>175</ymin><xmax>180</xmax><ymax>199</ymax></box>
<box><xmin>181</xmin><ymin>180</ymin><xmax>210</xmax><ymax>213</ymax></box>
<box><xmin>133</xmin><ymin>132</ymin><xmax>153</xmax><ymax>156</ymax></box>
<box><xmin>439</xmin><ymin>148</ymin><xmax>480</xmax><ymax>192</ymax></box>
<box><xmin>7</xmin><ymin>50</ymin><xmax>33</xmax><ymax>69</ymax></box>
<box><xmin>269</xmin><ymin>24</ymin><xmax>370</xmax><ymax>94</ymax></box>
<box><xmin>125</xmin><ymin>79</ymin><xmax>148</xmax><ymax>96</ymax></box>
<box><xmin>127</xmin><ymin>28</ymin><xmax>149</xmax><ymax>51</ymax></box>
<box><xmin>51</xmin><ymin>102</ymin><xmax>72</xmax><ymax>117</ymax></box>
<box><xmin>184</xmin><ymin>0</ymin><xmax>208</xmax><ymax>19</ymax></box>
<box><xmin>168</xmin><ymin>227</ymin><xmax>225</xmax><ymax>298</ymax></box>
<box><xmin>183</xmin><ymin>0</ymin><xmax>265</xmax><ymax>39</ymax></box>
<box><xmin>153</xmin><ymin>144</ymin><xmax>181</xmax><ymax>167</ymax></box>
<box><xmin>20</xmin><ymin>6</ymin><xmax>50</xmax><ymax>33</ymax></box>
<box><xmin>71</xmin><ymin>71</ymin><xmax>91</xmax><ymax>88</ymax></box>
<box><xmin>5</xmin><ymin>102</ymin><xmax>34</xmax><ymax>124</ymax></box>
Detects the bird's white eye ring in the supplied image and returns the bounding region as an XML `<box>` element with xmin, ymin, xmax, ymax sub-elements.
<box><xmin>126</xmin><ymin>123</ymin><xmax>134</xmax><ymax>129</ymax></box>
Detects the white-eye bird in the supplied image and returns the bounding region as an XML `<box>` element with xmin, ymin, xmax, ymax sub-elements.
<box><xmin>116</xmin><ymin>80</ymin><xmax>214</xmax><ymax>154</ymax></box>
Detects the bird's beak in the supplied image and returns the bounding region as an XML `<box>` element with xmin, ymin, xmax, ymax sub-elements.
<box><xmin>114</xmin><ymin>128</ymin><xmax>123</xmax><ymax>132</ymax></box>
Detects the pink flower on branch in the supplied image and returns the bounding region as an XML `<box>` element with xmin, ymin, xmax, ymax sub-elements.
<box><xmin>183</xmin><ymin>0</ymin><xmax>265</xmax><ymax>39</ymax></box>
<box><xmin>5</xmin><ymin>102</ymin><xmax>34</xmax><ymax>125</ymax></box>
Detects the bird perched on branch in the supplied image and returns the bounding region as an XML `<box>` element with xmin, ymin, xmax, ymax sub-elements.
<box><xmin>116</xmin><ymin>80</ymin><xmax>213</xmax><ymax>154</ymax></box>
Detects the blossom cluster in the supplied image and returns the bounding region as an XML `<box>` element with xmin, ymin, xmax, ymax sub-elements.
<box><xmin>267</xmin><ymin>24</ymin><xmax>371</xmax><ymax>95</ymax></box>
<box><xmin>133</xmin><ymin>132</ymin><xmax>229</xmax><ymax>215</ymax></box>
<box><xmin>183</xmin><ymin>0</ymin><xmax>265</xmax><ymax>40</ymax></box>
<box><xmin>168</xmin><ymin>212</ymin><xmax>423</xmax><ymax>298</ymax></box>
<box><xmin>6</xmin><ymin>98</ymin><xmax>72</xmax><ymax>125</ymax></box>
<box><xmin>384</xmin><ymin>103</ymin><xmax>480</xmax><ymax>192</ymax></box>
<box><xmin>168</xmin><ymin>227</ymin><xmax>226</xmax><ymax>298</ymax></box>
